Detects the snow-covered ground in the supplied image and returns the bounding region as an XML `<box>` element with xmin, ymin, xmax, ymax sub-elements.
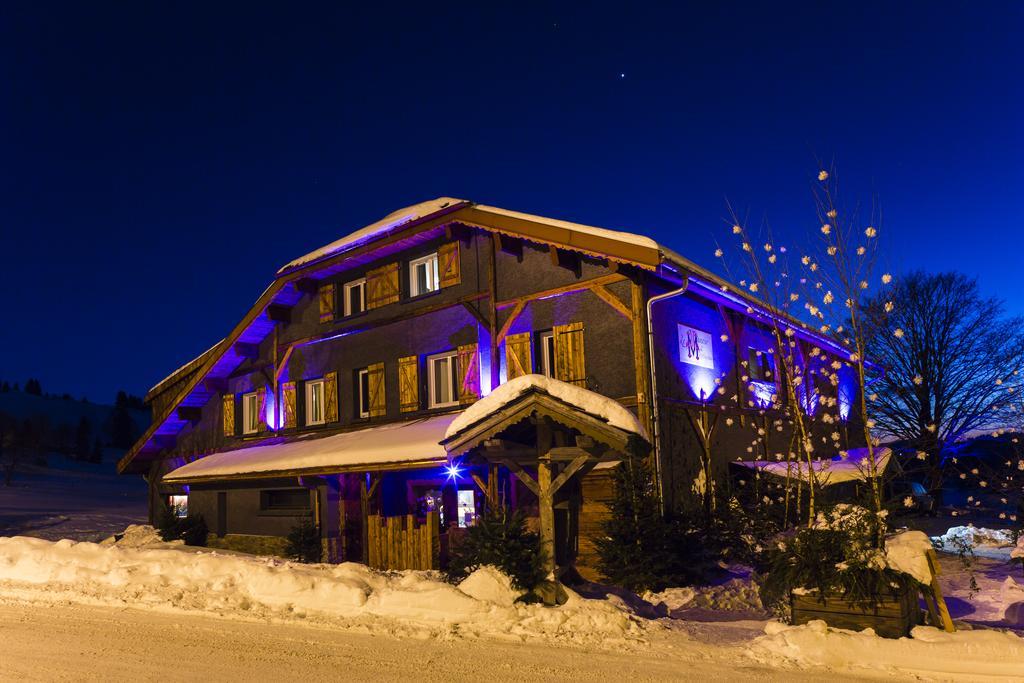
<box><xmin>0</xmin><ymin>455</ymin><xmax>147</xmax><ymax>541</ymax></box>
<box><xmin>3</xmin><ymin>529</ymin><xmax>1024</xmax><ymax>680</ymax></box>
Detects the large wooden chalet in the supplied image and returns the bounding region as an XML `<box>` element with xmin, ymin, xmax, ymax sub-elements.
<box><xmin>120</xmin><ymin>198</ymin><xmax>860</xmax><ymax>577</ymax></box>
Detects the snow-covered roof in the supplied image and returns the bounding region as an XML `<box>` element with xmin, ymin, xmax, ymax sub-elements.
<box><xmin>278</xmin><ymin>198</ymin><xmax>468</xmax><ymax>273</ymax></box>
<box><xmin>164</xmin><ymin>413</ymin><xmax>458</xmax><ymax>481</ymax></box>
<box><xmin>473</xmin><ymin>205</ymin><xmax>661</xmax><ymax>252</ymax></box>
<box><xmin>445</xmin><ymin>374</ymin><xmax>648</xmax><ymax>442</ymax></box>
<box><xmin>735</xmin><ymin>447</ymin><xmax>892</xmax><ymax>486</ymax></box>
<box><xmin>145</xmin><ymin>339</ymin><xmax>224</xmax><ymax>401</ymax></box>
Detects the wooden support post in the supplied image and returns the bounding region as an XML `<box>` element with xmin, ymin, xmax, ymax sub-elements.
<box><xmin>360</xmin><ymin>473</ymin><xmax>381</xmax><ymax>564</ymax></box>
<box><xmin>488</xmin><ymin>233</ymin><xmax>500</xmax><ymax>391</ymax></box>
<box><xmin>630</xmin><ymin>279</ymin><xmax>654</xmax><ymax>444</ymax></box>
<box><xmin>925</xmin><ymin>549</ymin><xmax>956</xmax><ymax>632</ymax></box>
<box><xmin>538</xmin><ymin>455</ymin><xmax>556</xmax><ymax>576</ymax></box>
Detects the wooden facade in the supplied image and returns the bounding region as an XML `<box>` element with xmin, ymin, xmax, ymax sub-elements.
<box><xmin>124</xmin><ymin>198</ymin><xmax>863</xmax><ymax>575</ymax></box>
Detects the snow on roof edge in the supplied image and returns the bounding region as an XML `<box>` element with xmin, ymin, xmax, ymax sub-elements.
<box><xmin>277</xmin><ymin>197</ymin><xmax>469</xmax><ymax>274</ymax></box>
<box><xmin>445</xmin><ymin>374</ymin><xmax>648</xmax><ymax>442</ymax></box>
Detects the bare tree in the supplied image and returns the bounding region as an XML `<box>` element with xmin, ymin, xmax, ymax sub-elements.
<box><xmin>863</xmin><ymin>271</ymin><xmax>1024</xmax><ymax>494</ymax></box>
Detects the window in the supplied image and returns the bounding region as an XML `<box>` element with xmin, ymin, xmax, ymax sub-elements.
<box><xmin>343</xmin><ymin>278</ymin><xmax>366</xmax><ymax>316</ymax></box>
<box><xmin>260</xmin><ymin>489</ymin><xmax>310</xmax><ymax>511</ymax></box>
<box><xmin>357</xmin><ymin>368</ymin><xmax>370</xmax><ymax>418</ymax></box>
<box><xmin>409</xmin><ymin>253</ymin><xmax>439</xmax><ymax>297</ymax></box>
<box><xmin>427</xmin><ymin>350</ymin><xmax>460</xmax><ymax>408</ymax></box>
<box><xmin>305</xmin><ymin>379</ymin><xmax>325</xmax><ymax>426</ymax></box>
<box><xmin>168</xmin><ymin>494</ymin><xmax>188</xmax><ymax>518</ymax></box>
<box><xmin>242</xmin><ymin>391</ymin><xmax>259</xmax><ymax>434</ymax></box>
<box><xmin>457</xmin><ymin>489</ymin><xmax>477</xmax><ymax>528</ymax></box>
<box><xmin>748</xmin><ymin>348</ymin><xmax>775</xmax><ymax>382</ymax></box>
<box><xmin>538</xmin><ymin>331</ymin><xmax>555</xmax><ymax>378</ymax></box>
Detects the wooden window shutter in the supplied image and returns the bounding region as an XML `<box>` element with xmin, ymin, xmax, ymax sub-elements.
<box><xmin>256</xmin><ymin>387</ymin><xmax>268</xmax><ymax>432</ymax></box>
<box><xmin>367</xmin><ymin>362</ymin><xmax>386</xmax><ymax>418</ymax></box>
<box><xmin>366</xmin><ymin>262</ymin><xmax>400</xmax><ymax>309</ymax></box>
<box><xmin>398</xmin><ymin>356</ymin><xmax>419</xmax><ymax>413</ymax></box>
<box><xmin>319</xmin><ymin>283</ymin><xmax>336</xmax><ymax>323</ymax></box>
<box><xmin>504</xmin><ymin>332</ymin><xmax>532</xmax><ymax>380</ymax></box>
<box><xmin>437</xmin><ymin>242</ymin><xmax>461</xmax><ymax>288</ymax></box>
<box><xmin>553</xmin><ymin>322</ymin><xmax>587</xmax><ymax>387</ymax></box>
<box><xmin>222</xmin><ymin>393</ymin><xmax>236</xmax><ymax>437</ymax></box>
<box><xmin>457</xmin><ymin>344</ymin><xmax>480</xmax><ymax>405</ymax></box>
<box><xmin>324</xmin><ymin>371</ymin><xmax>339</xmax><ymax>423</ymax></box>
<box><xmin>282</xmin><ymin>381</ymin><xmax>297</xmax><ymax>428</ymax></box>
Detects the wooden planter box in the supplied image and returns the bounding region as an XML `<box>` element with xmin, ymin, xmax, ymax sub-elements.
<box><xmin>790</xmin><ymin>587</ymin><xmax>920</xmax><ymax>638</ymax></box>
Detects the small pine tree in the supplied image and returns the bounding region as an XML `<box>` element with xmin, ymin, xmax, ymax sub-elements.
<box><xmin>285</xmin><ymin>520</ymin><xmax>322</xmax><ymax>563</ymax></box>
<box><xmin>24</xmin><ymin>379</ymin><xmax>42</xmax><ymax>396</ymax></box>
<box><xmin>595</xmin><ymin>458</ymin><xmax>689</xmax><ymax>592</ymax></box>
<box><xmin>447</xmin><ymin>507</ymin><xmax>547</xmax><ymax>590</ymax></box>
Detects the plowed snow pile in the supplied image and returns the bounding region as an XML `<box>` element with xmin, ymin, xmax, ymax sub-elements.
<box><xmin>0</xmin><ymin>534</ymin><xmax>649</xmax><ymax>645</ymax></box>
<box><xmin>751</xmin><ymin>619</ymin><xmax>1024</xmax><ymax>680</ymax></box>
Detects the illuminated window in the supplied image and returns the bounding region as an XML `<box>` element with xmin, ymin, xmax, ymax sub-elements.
<box><xmin>427</xmin><ymin>351</ymin><xmax>460</xmax><ymax>408</ymax></box>
<box><xmin>538</xmin><ymin>331</ymin><xmax>555</xmax><ymax>377</ymax></box>
<box><xmin>305</xmin><ymin>379</ymin><xmax>325</xmax><ymax>426</ymax></box>
<box><xmin>168</xmin><ymin>494</ymin><xmax>188</xmax><ymax>518</ymax></box>
<box><xmin>357</xmin><ymin>368</ymin><xmax>370</xmax><ymax>418</ymax></box>
<box><xmin>748</xmin><ymin>348</ymin><xmax>775</xmax><ymax>382</ymax></box>
<box><xmin>242</xmin><ymin>391</ymin><xmax>259</xmax><ymax>435</ymax></box>
<box><xmin>343</xmin><ymin>278</ymin><xmax>366</xmax><ymax>316</ymax></box>
<box><xmin>409</xmin><ymin>253</ymin><xmax>439</xmax><ymax>297</ymax></box>
<box><xmin>457</xmin><ymin>489</ymin><xmax>476</xmax><ymax>528</ymax></box>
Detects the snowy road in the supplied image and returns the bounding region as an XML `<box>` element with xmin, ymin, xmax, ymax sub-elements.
<box><xmin>0</xmin><ymin>600</ymin><xmax>868</xmax><ymax>682</ymax></box>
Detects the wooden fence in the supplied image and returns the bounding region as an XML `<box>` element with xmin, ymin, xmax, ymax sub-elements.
<box><xmin>366</xmin><ymin>512</ymin><xmax>441</xmax><ymax>570</ymax></box>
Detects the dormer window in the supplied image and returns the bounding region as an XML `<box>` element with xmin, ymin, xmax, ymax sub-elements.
<box><xmin>305</xmin><ymin>379</ymin><xmax>325</xmax><ymax>426</ymax></box>
<box><xmin>344</xmin><ymin>278</ymin><xmax>366</xmax><ymax>316</ymax></box>
<box><xmin>409</xmin><ymin>253</ymin><xmax>439</xmax><ymax>297</ymax></box>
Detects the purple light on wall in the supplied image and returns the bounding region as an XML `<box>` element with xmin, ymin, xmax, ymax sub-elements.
<box><xmin>264</xmin><ymin>390</ymin><xmax>278</xmax><ymax>430</ymax></box>
<box><xmin>681</xmin><ymin>364</ymin><xmax>718</xmax><ymax>402</ymax></box>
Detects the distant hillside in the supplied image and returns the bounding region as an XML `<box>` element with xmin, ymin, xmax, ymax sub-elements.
<box><xmin>0</xmin><ymin>392</ymin><xmax>148</xmax><ymax>431</ymax></box>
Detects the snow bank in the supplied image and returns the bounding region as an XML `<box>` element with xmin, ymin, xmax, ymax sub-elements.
<box><xmin>99</xmin><ymin>524</ymin><xmax>176</xmax><ymax>549</ymax></box>
<box><xmin>644</xmin><ymin>577</ymin><xmax>764</xmax><ymax>614</ymax></box>
<box><xmin>457</xmin><ymin>565</ymin><xmax>525</xmax><ymax>606</ymax></box>
<box><xmin>885</xmin><ymin>530</ymin><xmax>934</xmax><ymax>585</ymax></box>
<box><xmin>752</xmin><ymin>620</ymin><xmax>1024</xmax><ymax>680</ymax></box>
<box><xmin>0</xmin><ymin>536</ymin><xmax>649</xmax><ymax>645</ymax></box>
<box><xmin>934</xmin><ymin>525</ymin><xmax>1015</xmax><ymax>550</ymax></box>
<box><xmin>446</xmin><ymin>374</ymin><xmax>648</xmax><ymax>440</ymax></box>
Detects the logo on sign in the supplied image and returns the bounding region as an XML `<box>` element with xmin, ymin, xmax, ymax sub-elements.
<box><xmin>678</xmin><ymin>324</ymin><xmax>714</xmax><ymax>369</ymax></box>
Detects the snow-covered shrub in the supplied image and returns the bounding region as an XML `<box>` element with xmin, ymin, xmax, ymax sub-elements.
<box><xmin>446</xmin><ymin>507</ymin><xmax>546</xmax><ymax>591</ymax></box>
<box><xmin>759</xmin><ymin>504</ymin><xmax>920</xmax><ymax>617</ymax></box>
<box><xmin>155</xmin><ymin>504</ymin><xmax>208</xmax><ymax>546</ymax></box>
<box><xmin>285</xmin><ymin>520</ymin><xmax>322</xmax><ymax>563</ymax></box>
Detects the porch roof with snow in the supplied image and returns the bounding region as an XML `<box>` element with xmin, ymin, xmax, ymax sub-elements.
<box><xmin>442</xmin><ymin>375</ymin><xmax>649</xmax><ymax>460</ymax></box>
<box><xmin>163</xmin><ymin>413</ymin><xmax>457</xmax><ymax>483</ymax></box>
<box><xmin>734</xmin><ymin>447</ymin><xmax>892</xmax><ymax>486</ymax></box>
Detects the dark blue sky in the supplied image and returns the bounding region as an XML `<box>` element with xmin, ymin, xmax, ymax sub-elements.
<box><xmin>2</xmin><ymin>2</ymin><xmax>1021</xmax><ymax>401</ymax></box>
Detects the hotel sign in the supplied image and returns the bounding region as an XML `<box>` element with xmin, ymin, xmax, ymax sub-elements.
<box><xmin>678</xmin><ymin>324</ymin><xmax>714</xmax><ymax>369</ymax></box>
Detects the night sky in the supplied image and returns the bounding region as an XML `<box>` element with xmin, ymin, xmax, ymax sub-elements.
<box><xmin>2</xmin><ymin>2</ymin><xmax>1021</xmax><ymax>402</ymax></box>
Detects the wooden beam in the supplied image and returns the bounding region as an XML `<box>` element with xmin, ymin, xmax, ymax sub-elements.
<box><xmin>499</xmin><ymin>459</ymin><xmax>540</xmax><ymax>496</ymax></box>
<box><xmin>176</xmin><ymin>406</ymin><xmax>202</xmax><ymax>423</ymax></box>
<box><xmin>203</xmin><ymin>377</ymin><xmax>227</xmax><ymax>393</ymax></box>
<box><xmin>631</xmin><ymin>279</ymin><xmax>654</xmax><ymax>444</ymax></box>
<box><xmin>495</xmin><ymin>273</ymin><xmax>627</xmax><ymax>310</ymax></box>
<box><xmin>461</xmin><ymin>301</ymin><xmax>492</xmax><ymax>331</ymax></box>
<box><xmin>495</xmin><ymin>299</ymin><xmax>527</xmax><ymax>345</ymax></box>
<box><xmin>549</xmin><ymin>246</ymin><xmax>581</xmax><ymax>277</ymax></box>
<box><xmin>488</xmin><ymin>233</ymin><xmax>500</xmax><ymax>392</ymax></box>
<box><xmin>295</xmin><ymin>278</ymin><xmax>319</xmax><ymax>295</ymax></box>
<box><xmin>234</xmin><ymin>342</ymin><xmax>259</xmax><ymax>360</ymax></box>
<box><xmin>266</xmin><ymin>304</ymin><xmax>292</xmax><ymax>324</ymax></box>
<box><xmin>547</xmin><ymin>453</ymin><xmax>591</xmax><ymax>495</ymax></box>
<box><xmin>592</xmin><ymin>284</ymin><xmax>633</xmax><ymax>320</ymax></box>
<box><xmin>495</xmin><ymin>232</ymin><xmax>523</xmax><ymax>259</ymax></box>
